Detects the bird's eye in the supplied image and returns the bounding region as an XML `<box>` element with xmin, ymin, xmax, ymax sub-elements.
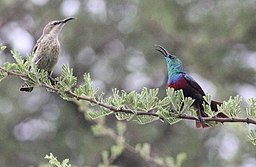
<box><xmin>51</xmin><ymin>21</ymin><xmax>59</xmax><ymax>25</ymax></box>
<box><xmin>169</xmin><ymin>55</ymin><xmax>174</xmax><ymax>59</ymax></box>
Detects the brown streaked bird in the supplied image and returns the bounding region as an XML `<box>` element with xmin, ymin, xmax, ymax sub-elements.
<box><xmin>20</xmin><ymin>17</ymin><xmax>76</xmax><ymax>92</ymax></box>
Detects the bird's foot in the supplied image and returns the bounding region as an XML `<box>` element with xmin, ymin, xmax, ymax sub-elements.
<box><xmin>48</xmin><ymin>76</ymin><xmax>57</xmax><ymax>86</ymax></box>
<box><xmin>196</xmin><ymin>115</ymin><xmax>208</xmax><ymax>128</ymax></box>
<box><xmin>169</xmin><ymin>109</ymin><xmax>176</xmax><ymax>113</ymax></box>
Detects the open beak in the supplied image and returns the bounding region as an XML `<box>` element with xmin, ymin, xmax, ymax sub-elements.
<box><xmin>155</xmin><ymin>45</ymin><xmax>175</xmax><ymax>58</ymax></box>
<box><xmin>155</xmin><ymin>45</ymin><xmax>169</xmax><ymax>57</ymax></box>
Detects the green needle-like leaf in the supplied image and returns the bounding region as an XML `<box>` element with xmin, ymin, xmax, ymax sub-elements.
<box><xmin>0</xmin><ymin>70</ymin><xmax>7</xmax><ymax>82</ymax></box>
<box><xmin>0</xmin><ymin>44</ymin><xmax>7</xmax><ymax>52</ymax></box>
<box><xmin>248</xmin><ymin>130</ymin><xmax>256</xmax><ymax>146</ymax></box>
<box><xmin>246</xmin><ymin>98</ymin><xmax>256</xmax><ymax>118</ymax></box>
<box><xmin>57</xmin><ymin>64</ymin><xmax>77</xmax><ymax>91</ymax></box>
<box><xmin>133</xmin><ymin>114</ymin><xmax>159</xmax><ymax>124</ymax></box>
<box><xmin>218</xmin><ymin>95</ymin><xmax>242</xmax><ymax>117</ymax></box>
<box><xmin>87</xmin><ymin>108</ymin><xmax>113</xmax><ymax>119</ymax></box>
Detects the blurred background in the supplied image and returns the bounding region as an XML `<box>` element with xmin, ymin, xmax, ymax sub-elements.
<box><xmin>0</xmin><ymin>0</ymin><xmax>256</xmax><ymax>166</ymax></box>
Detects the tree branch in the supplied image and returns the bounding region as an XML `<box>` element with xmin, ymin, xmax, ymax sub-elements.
<box><xmin>2</xmin><ymin>66</ymin><xmax>256</xmax><ymax>126</ymax></box>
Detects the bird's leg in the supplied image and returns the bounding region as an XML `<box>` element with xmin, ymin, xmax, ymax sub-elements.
<box><xmin>196</xmin><ymin>103</ymin><xmax>207</xmax><ymax>128</ymax></box>
<box><xmin>48</xmin><ymin>75</ymin><xmax>57</xmax><ymax>85</ymax></box>
<box><xmin>48</xmin><ymin>72</ymin><xmax>57</xmax><ymax>86</ymax></box>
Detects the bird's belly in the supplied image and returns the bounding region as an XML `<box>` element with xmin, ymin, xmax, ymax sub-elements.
<box><xmin>35</xmin><ymin>54</ymin><xmax>58</xmax><ymax>71</ymax></box>
<box><xmin>33</xmin><ymin>44</ymin><xmax>60</xmax><ymax>72</ymax></box>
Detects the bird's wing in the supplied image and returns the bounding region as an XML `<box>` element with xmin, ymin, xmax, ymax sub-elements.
<box><xmin>31</xmin><ymin>34</ymin><xmax>45</xmax><ymax>64</ymax></box>
<box><xmin>183</xmin><ymin>73</ymin><xmax>206</xmax><ymax>96</ymax></box>
<box><xmin>34</xmin><ymin>56</ymin><xmax>43</xmax><ymax>65</ymax></box>
<box><xmin>32</xmin><ymin>38</ymin><xmax>41</xmax><ymax>54</ymax></box>
<box><xmin>32</xmin><ymin>33</ymin><xmax>45</xmax><ymax>54</ymax></box>
<box><xmin>32</xmin><ymin>43</ymin><xmax>38</xmax><ymax>54</ymax></box>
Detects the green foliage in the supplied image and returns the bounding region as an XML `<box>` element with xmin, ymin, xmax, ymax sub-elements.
<box><xmin>2</xmin><ymin>62</ymin><xmax>18</xmax><ymax>72</ymax></box>
<box><xmin>45</xmin><ymin>153</ymin><xmax>71</xmax><ymax>167</ymax></box>
<box><xmin>91</xmin><ymin>121</ymin><xmax>187</xmax><ymax>167</ymax></box>
<box><xmin>57</xmin><ymin>64</ymin><xmax>77</xmax><ymax>92</ymax></box>
<box><xmin>1</xmin><ymin>47</ymin><xmax>256</xmax><ymax>131</ymax></box>
<box><xmin>116</xmin><ymin>121</ymin><xmax>126</xmax><ymax>136</ymax></box>
<box><xmin>99</xmin><ymin>150</ymin><xmax>119</xmax><ymax>167</ymax></box>
<box><xmin>106</xmin><ymin>88</ymin><xmax>163</xmax><ymax>124</ymax></box>
<box><xmin>92</xmin><ymin>122</ymin><xmax>125</xmax><ymax>167</ymax></box>
<box><xmin>0</xmin><ymin>44</ymin><xmax>7</xmax><ymax>81</ymax></box>
<box><xmin>168</xmin><ymin>89</ymin><xmax>184</xmax><ymax>112</ymax></box>
<box><xmin>248</xmin><ymin>130</ymin><xmax>256</xmax><ymax>145</ymax></box>
<box><xmin>87</xmin><ymin>108</ymin><xmax>113</xmax><ymax>119</ymax></box>
<box><xmin>133</xmin><ymin>114</ymin><xmax>160</xmax><ymax>124</ymax></box>
<box><xmin>157</xmin><ymin>88</ymin><xmax>194</xmax><ymax>125</ymax></box>
<box><xmin>74</xmin><ymin>73</ymin><xmax>98</xmax><ymax>97</ymax></box>
<box><xmin>25</xmin><ymin>54</ymin><xmax>51</xmax><ymax>86</ymax></box>
<box><xmin>91</xmin><ymin>122</ymin><xmax>107</xmax><ymax>136</ymax></box>
<box><xmin>128</xmin><ymin>87</ymin><xmax>159</xmax><ymax>111</ymax></box>
<box><xmin>135</xmin><ymin>143</ymin><xmax>151</xmax><ymax>158</ymax></box>
<box><xmin>135</xmin><ymin>143</ymin><xmax>187</xmax><ymax>167</ymax></box>
<box><xmin>102</xmin><ymin>87</ymin><xmax>193</xmax><ymax>124</ymax></box>
<box><xmin>115</xmin><ymin>112</ymin><xmax>133</xmax><ymax>121</ymax></box>
<box><xmin>158</xmin><ymin>106</ymin><xmax>181</xmax><ymax>125</ymax></box>
<box><xmin>23</xmin><ymin>53</ymin><xmax>33</xmax><ymax>70</ymax></box>
<box><xmin>247</xmin><ymin>98</ymin><xmax>256</xmax><ymax>118</ymax></box>
<box><xmin>4</xmin><ymin>47</ymin><xmax>256</xmax><ymax>130</ymax></box>
<box><xmin>11</xmin><ymin>50</ymin><xmax>25</xmax><ymax>71</ymax></box>
<box><xmin>165</xmin><ymin>152</ymin><xmax>187</xmax><ymax>167</ymax></box>
<box><xmin>108</xmin><ymin>88</ymin><xmax>160</xmax><ymax>112</ymax></box>
<box><xmin>161</xmin><ymin>88</ymin><xmax>194</xmax><ymax>114</ymax></box>
<box><xmin>99</xmin><ymin>143</ymin><xmax>124</xmax><ymax>167</ymax></box>
<box><xmin>203</xmin><ymin>95</ymin><xmax>214</xmax><ymax>117</ymax></box>
<box><xmin>108</xmin><ymin>89</ymin><xmax>128</xmax><ymax>109</ymax></box>
<box><xmin>0</xmin><ymin>69</ymin><xmax>7</xmax><ymax>82</ymax></box>
<box><xmin>0</xmin><ymin>44</ymin><xmax>7</xmax><ymax>51</ymax></box>
<box><xmin>1</xmin><ymin>49</ymin><xmax>26</xmax><ymax>74</ymax></box>
<box><xmin>218</xmin><ymin>95</ymin><xmax>242</xmax><ymax>117</ymax></box>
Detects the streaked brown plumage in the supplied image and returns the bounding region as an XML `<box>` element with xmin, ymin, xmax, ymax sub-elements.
<box><xmin>20</xmin><ymin>17</ymin><xmax>76</xmax><ymax>92</ymax></box>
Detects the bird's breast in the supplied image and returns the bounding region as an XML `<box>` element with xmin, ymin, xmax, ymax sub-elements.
<box><xmin>167</xmin><ymin>75</ymin><xmax>188</xmax><ymax>90</ymax></box>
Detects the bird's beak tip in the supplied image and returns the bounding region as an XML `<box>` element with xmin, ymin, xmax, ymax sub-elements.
<box><xmin>154</xmin><ymin>45</ymin><xmax>169</xmax><ymax>57</ymax></box>
<box><xmin>62</xmin><ymin>17</ymin><xmax>77</xmax><ymax>23</ymax></box>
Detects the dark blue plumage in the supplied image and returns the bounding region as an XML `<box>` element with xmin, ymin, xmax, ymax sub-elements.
<box><xmin>155</xmin><ymin>45</ymin><xmax>227</xmax><ymax>128</ymax></box>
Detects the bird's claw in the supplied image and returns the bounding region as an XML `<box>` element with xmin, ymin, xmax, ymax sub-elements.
<box><xmin>197</xmin><ymin>115</ymin><xmax>208</xmax><ymax>128</ymax></box>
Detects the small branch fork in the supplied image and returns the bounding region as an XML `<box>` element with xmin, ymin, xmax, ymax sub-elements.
<box><xmin>2</xmin><ymin>66</ymin><xmax>256</xmax><ymax>126</ymax></box>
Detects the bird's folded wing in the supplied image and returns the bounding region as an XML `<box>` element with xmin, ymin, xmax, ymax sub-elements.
<box><xmin>183</xmin><ymin>73</ymin><xmax>206</xmax><ymax>96</ymax></box>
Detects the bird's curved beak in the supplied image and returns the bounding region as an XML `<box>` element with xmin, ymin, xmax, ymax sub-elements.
<box><xmin>56</xmin><ymin>17</ymin><xmax>76</xmax><ymax>24</ymax></box>
<box><xmin>155</xmin><ymin>45</ymin><xmax>172</xmax><ymax>58</ymax></box>
<box><xmin>62</xmin><ymin>17</ymin><xmax>76</xmax><ymax>23</ymax></box>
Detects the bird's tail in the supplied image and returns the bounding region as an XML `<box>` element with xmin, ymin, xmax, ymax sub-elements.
<box><xmin>20</xmin><ymin>82</ymin><xmax>33</xmax><ymax>92</ymax></box>
<box><xmin>210</xmin><ymin>100</ymin><xmax>228</xmax><ymax>118</ymax></box>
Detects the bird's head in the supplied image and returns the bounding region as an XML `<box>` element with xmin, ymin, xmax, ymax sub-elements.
<box><xmin>42</xmin><ymin>17</ymin><xmax>76</xmax><ymax>36</ymax></box>
<box><xmin>155</xmin><ymin>45</ymin><xmax>183</xmax><ymax>73</ymax></box>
